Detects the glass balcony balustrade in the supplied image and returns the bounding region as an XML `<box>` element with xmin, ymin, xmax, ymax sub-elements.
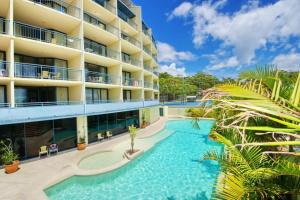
<box><xmin>122</xmin><ymin>78</ymin><xmax>142</xmax><ymax>87</ymax></box>
<box><xmin>85</xmin><ymin>71</ymin><xmax>121</xmax><ymax>85</ymax></box>
<box><xmin>84</xmin><ymin>39</ymin><xmax>120</xmax><ymax>60</ymax></box>
<box><xmin>92</xmin><ymin>0</ymin><xmax>116</xmax><ymax>14</ymax></box>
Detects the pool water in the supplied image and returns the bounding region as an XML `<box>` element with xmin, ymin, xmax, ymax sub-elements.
<box><xmin>45</xmin><ymin>120</ymin><xmax>222</xmax><ymax>200</ymax></box>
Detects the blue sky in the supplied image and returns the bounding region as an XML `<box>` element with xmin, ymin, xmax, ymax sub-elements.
<box><xmin>134</xmin><ymin>0</ymin><xmax>300</xmax><ymax>78</ymax></box>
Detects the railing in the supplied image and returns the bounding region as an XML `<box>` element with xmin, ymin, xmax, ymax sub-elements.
<box><xmin>118</xmin><ymin>9</ymin><xmax>137</xmax><ymax>29</ymax></box>
<box><xmin>152</xmin><ymin>54</ymin><xmax>158</xmax><ymax>63</ymax></box>
<box><xmin>123</xmin><ymin>98</ymin><xmax>143</xmax><ymax>102</ymax></box>
<box><xmin>143</xmin><ymin>46</ymin><xmax>151</xmax><ymax>55</ymax></box>
<box><xmin>92</xmin><ymin>0</ymin><xmax>116</xmax><ymax>14</ymax></box>
<box><xmin>84</xmin><ymin>39</ymin><xmax>120</xmax><ymax>60</ymax></box>
<box><xmin>122</xmin><ymin>78</ymin><xmax>142</xmax><ymax>87</ymax></box>
<box><xmin>29</xmin><ymin>0</ymin><xmax>81</xmax><ymax>18</ymax></box>
<box><xmin>153</xmin><ymin>70</ymin><xmax>159</xmax><ymax>76</ymax></box>
<box><xmin>0</xmin><ymin>18</ymin><xmax>9</xmax><ymax>34</ymax></box>
<box><xmin>14</xmin><ymin>21</ymin><xmax>81</xmax><ymax>49</ymax></box>
<box><xmin>0</xmin><ymin>103</ymin><xmax>10</xmax><ymax>108</ymax></box>
<box><xmin>86</xmin><ymin>99</ymin><xmax>122</xmax><ymax>104</ymax></box>
<box><xmin>144</xmin><ymin>81</ymin><xmax>153</xmax><ymax>89</ymax></box>
<box><xmin>121</xmin><ymin>34</ymin><xmax>140</xmax><ymax>48</ymax></box>
<box><xmin>153</xmin><ymin>83</ymin><xmax>159</xmax><ymax>90</ymax></box>
<box><xmin>14</xmin><ymin>63</ymin><xmax>82</xmax><ymax>81</ymax></box>
<box><xmin>84</xmin><ymin>12</ymin><xmax>119</xmax><ymax>37</ymax></box>
<box><xmin>122</xmin><ymin>56</ymin><xmax>140</xmax><ymax>67</ymax></box>
<box><xmin>15</xmin><ymin>101</ymin><xmax>82</xmax><ymax>107</ymax></box>
<box><xmin>85</xmin><ymin>71</ymin><xmax>120</xmax><ymax>85</ymax></box>
<box><xmin>0</xmin><ymin>61</ymin><xmax>9</xmax><ymax>77</ymax></box>
<box><xmin>143</xmin><ymin>64</ymin><xmax>153</xmax><ymax>73</ymax></box>
<box><xmin>143</xmin><ymin>29</ymin><xmax>151</xmax><ymax>38</ymax></box>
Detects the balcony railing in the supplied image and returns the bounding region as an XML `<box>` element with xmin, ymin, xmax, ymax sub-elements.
<box><xmin>86</xmin><ymin>99</ymin><xmax>121</xmax><ymax>104</ymax></box>
<box><xmin>0</xmin><ymin>18</ymin><xmax>9</xmax><ymax>34</ymax></box>
<box><xmin>143</xmin><ymin>46</ymin><xmax>151</xmax><ymax>55</ymax></box>
<box><xmin>153</xmin><ymin>83</ymin><xmax>159</xmax><ymax>90</ymax></box>
<box><xmin>152</xmin><ymin>54</ymin><xmax>158</xmax><ymax>63</ymax></box>
<box><xmin>14</xmin><ymin>63</ymin><xmax>82</xmax><ymax>81</ymax></box>
<box><xmin>14</xmin><ymin>22</ymin><xmax>81</xmax><ymax>49</ymax></box>
<box><xmin>118</xmin><ymin>9</ymin><xmax>137</xmax><ymax>29</ymax></box>
<box><xmin>153</xmin><ymin>70</ymin><xmax>159</xmax><ymax>76</ymax></box>
<box><xmin>123</xmin><ymin>98</ymin><xmax>143</xmax><ymax>102</ymax></box>
<box><xmin>143</xmin><ymin>64</ymin><xmax>153</xmax><ymax>73</ymax></box>
<box><xmin>121</xmin><ymin>34</ymin><xmax>140</xmax><ymax>48</ymax></box>
<box><xmin>143</xmin><ymin>29</ymin><xmax>151</xmax><ymax>38</ymax></box>
<box><xmin>84</xmin><ymin>12</ymin><xmax>119</xmax><ymax>36</ymax></box>
<box><xmin>144</xmin><ymin>81</ymin><xmax>153</xmax><ymax>89</ymax></box>
<box><xmin>85</xmin><ymin>71</ymin><xmax>121</xmax><ymax>85</ymax></box>
<box><xmin>29</xmin><ymin>0</ymin><xmax>81</xmax><ymax>18</ymax></box>
<box><xmin>0</xmin><ymin>61</ymin><xmax>9</xmax><ymax>77</ymax></box>
<box><xmin>84</xmin><ymin>40</ymin><xmax>120</xmax><ymax>60</ymax></box>
<box><xmin>122</xmin><ymin>78</ymin><xmax>142</xmax><ymax>87</ymax></box>
<box><xmin>15</xmin><ymin>101</ymin><xmax>82</xmax><ymax>107</ymax></box>
<box><xmin>0</xmin><ymin>103</ymin><xmax>10</xmax><ymax>108</ymax></box>
<box><xmin>122</xmin><ymin>57</ymin><xmax>140</xmax><ymax>67</ymax></box>
<box><xmin>92</xmin><ymin>0</ymin><xmax>116</xmax><ymax>14</ymax></box>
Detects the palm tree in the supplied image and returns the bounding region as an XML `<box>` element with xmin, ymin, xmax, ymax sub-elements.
<box><xmin>190</xmin><ymin>66</ymin><xmax>300</xmax><ymax>199</ymax></box>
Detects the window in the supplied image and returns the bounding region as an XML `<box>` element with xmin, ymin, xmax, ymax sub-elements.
<box><xmin>123</xmin><ymin>90</ymin><xmax>131</xmax><ymax>101</ymax></box>
<box><xmin>0</xmin><ymin>86</ymin><xmax>6</xmax><ymax>106</ymax></box>
<box><xmin>54</xmin><ymin>118</ymin><xmax>77</xmax><ymax>151</ymax></box>
<box><xmin>122</xmin><ymin>52</ymin><xmax>131</xmax><ymax>63</ymax></box>
<box><xmin>122</xmin><ymin>71</ymin><xmax>131</xmax><ymax>85</ymax></box>
<box><xmin>84</xmin><ymin>38</ymin><xmax>107</xmax><ymax>56</ymax></box>
<box><xmin>84</xmin><ymin>13</ymin><xmax>106</xmax><ymax>30</ymax></box>
<box><xmin>86</xmin><ymin>88</ymin><xmax>109</xmax><ymax>103</ymax></box>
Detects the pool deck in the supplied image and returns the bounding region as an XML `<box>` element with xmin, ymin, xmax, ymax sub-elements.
<box><xmin>0</xmin><ymin>117</ymin><xmax>169</xmax><ymax>200</ymax></box>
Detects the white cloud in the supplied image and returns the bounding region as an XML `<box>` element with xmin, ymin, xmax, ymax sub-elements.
<box><xmin>207</xmin><ymin>56</ymin><xmax>239</xmax><ymax>71</ymax></box>
<box><xmin>157</xmin><ymin>41</ymin><xmax>196</xmax><ymax>64</ymax></box>
<box><xmin>170</xmin><ymin>0</ymin><xmax>300</xmax><ymax>66</ymax></box>
<box><xmin>272</xmin><ymin>53</ymin><xmax>300</xmax><ymax>71</ymax></box>
<box><xmin>168</xmin><ymin>2</ymin><xmax>193</xmax><ymax>20</ymax></box>
<box><xmin>159</xmin><ymin>63</ymin><xmax>187</xmax><ymax>77</ymax></box>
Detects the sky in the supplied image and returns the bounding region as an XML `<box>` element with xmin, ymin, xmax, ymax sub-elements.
<box><xmin>133</xmin><ymin>0</ymin><xmax>300</xmax><ymax>78</ymax></box>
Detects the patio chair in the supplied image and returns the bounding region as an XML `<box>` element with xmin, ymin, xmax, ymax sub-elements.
<box><xmin>39</xmin><ymin>146</ymin><xmax>48</xmax><ymax>158</ymax></box>
<box><xmin>53</xmin><ymin>72</ymin><xmax>61</xmax><ymax>80</ymax></box>
<box><xmin>41</xmin><ymin>71</ymin><xmax>50</xmax><ymax>79</ymax></box>
<box><xmin>106</xmin><ymin>131</ymin><xmax>113</xmax><ymax>139</ymax></box>
<box><xmin>49</xmin><ymin>144</ymin><xmax>58</xmax><ymax>155</ymax></box>
<box><xmin>97</xmin><ymin>133</ymin><xmax>104</xmax><ymax>141</ymax></box>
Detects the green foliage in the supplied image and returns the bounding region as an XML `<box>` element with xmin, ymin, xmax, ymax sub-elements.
<box><xmin>128</xmin><ymin>125</ymin><xmax>138</xmax><ymax>153</ymax></box>
<box><xmin>0</xmin><ymin>139</ymin><xmax>18</xmax><ymax>165</ymax></box>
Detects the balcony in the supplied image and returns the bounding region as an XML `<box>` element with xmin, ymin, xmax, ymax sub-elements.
<box><xmin>121</xmin><ymin>34</ymin><xmax>140</xmax><ymax>48</ymax></box>
<box><xmin>122</xmin><ymin>78</ymin><xmax>142</xmax><ymax>87</ymax></box>
<box><xmin>14</xmin><ymin>21</ymin><xmax>81</xmax><ymax>49</ymax></box>
<box><xmin>0</xmin><ymin>61</ymin><xmax>9</xmax><ymax>77</ymax></box>
<box><xmin>153</xmin><ymin>70</ymin><xmax>159</xmax><ymax>77</ymax></box>
<box><xmin>153</xmin><ymin>83</ymin><xmax>159</xmax><ymax>90</ymax></box>
<box><xmin>92</xmin><ymin>0</ymin><xmax>116</xmax><ymax>14</ymax></box>
<box><xmin>144</xmin><ymin>81</ymin><xmax>153</xmax><ymax>89</ymax></box>
<box><xmin>122</xmin><ymin>56</ymin><xmax>141</xmax><ymax>68</ymax></box>
<box><xmin>84</xmin><ymin>39</ymin><xmax>120</xmax><ymax>61</ymax></box>
<box><xmin>144</xmin><ymin>64</ymin><xmax>153</xmax><ymax>74</ymax></box>
<box><xmin>85</xmin><ymin>71</ymin><xmax>121</xmax><ymax>85</ymax></box>
<box><xmin>84</xmin><ymin>12</ymin><xmax>119</xmax><ymax>37</ymax></box>
<box><xmin>14</xmin><ymin>63</ymin><xmax>82</xmax><ymax>81</ymax></box>
<box><xmin>152</xmin><ymin>54</ymin><xmax>158</xmax><ymax>63</ymax></box>
<box><xmin>29</xmin><ymin>0</ymin><xmax>81</xmax><ymax>18</ymax></box>
<box><xmin>0</xmin><ymin>18</ymin><xmax>9</xmax><ymax>34</ymax></box>
<box><xmin>118</xmin><ymin>9</ymin><xmax>137</xmax><ymax>30</ymax></box>
<box><xmin>143</xmin><ymin>46</ymin><xmax>151</xmax><ymax>55</ymax></box>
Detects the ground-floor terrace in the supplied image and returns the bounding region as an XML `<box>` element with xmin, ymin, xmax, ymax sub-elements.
<box><xmin>0</xmin><ymin>116</ymin><xmax>167</xmax><ymax>200</ymax></box>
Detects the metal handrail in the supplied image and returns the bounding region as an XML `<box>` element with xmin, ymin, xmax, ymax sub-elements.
<box><xmin>29</xmin><ymin>0</ymin><xmax>81</xmax><ymax>18</ymax></box>
<box><xmin>122</xmin><ymin>56</ymin><xmax>141</xmax><ymax>67</ymax></box>
<box><xmin>84</xmin><ymin>39</ymin><xmax>120</xmax><ymax>60</ymax></box>
<box><xmin>0</xmin><ymin>61</ymin><xmax>9</xmax><ymax>77</ymax></box>
<box><xmin>86</xmin><ymin>99</ymin><xmax>122</xmax><ymax>104</ymax></box>
<box><xmin>14</xmin><ymin>62</ymin><xmax>82</xmax><ymax>81</ymax></box>
<box><xmin>92</xmin><ymin>0</ymin><xmax>116</xmax><ymax>14</ymax></box>
<box><xmin>84</xmin><ymin>11</ymin><xmax>119</xmax><ymax>36</ymax></box>
<box><xmin>0</xmin><ymin>18</ymin><xmax>9</xmax><ymax>34</ymax></box>
<box><xmin>0</xmin><ymin>103</ymin><xmax>10</xmax><ymax>108</ymax></box>
<box><xmin>14</xmin><ymin>21</ymin><xmax>81</xmax><ymax>49</ymax></box>
<box><xmin>123</xmin><ymin>98</ymin><xmax>143</xmax><ymax>102</ymax></box>
<box><xmin>144</xmin><ymin>81</ymin><xmax>153</xmax><ymax>88</ymax></box>
<box><xmin>15</xmin><ymin>101</ymin><xmax>82</xmax><ymax>107</ymax></box>
<box><xmin>122</xmin><ymin>78</ymin><xmax>142</xmax><ymax>87</ymax></box>
<box><xmin>85</xmin><ymin>71</ymin><xmax>121</xmax><ymax>85</ymax></box>
<box><xmin>121</xmin><ymin>34</ymin><xmax>140</xmax><ymax>48</ymax></box>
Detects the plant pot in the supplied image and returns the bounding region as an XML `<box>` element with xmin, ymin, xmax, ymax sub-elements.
<box><xmin>77</xmin><ymin>143</ymin><xmax>86</xmax><ymax>151</ymax></box>
<box><xmin>4</xmin><ymin>160</ymin><xmax>20</xmax><ymax>174</ymax></box>
<box><xmin>141</xmin><ymin>122</ymin><xmax>147</xmax><ymax>129</ymax></box>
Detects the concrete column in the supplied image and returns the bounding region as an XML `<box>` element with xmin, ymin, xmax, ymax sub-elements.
<box><xmin>77</xmin><ymin>116</ymin><xmax>88</xmax><ymax>144</ymax></box>
<box><xmin>7</xmin><ymin>80</ymin><xmax>14</xmax><ymax>107</ymax></box>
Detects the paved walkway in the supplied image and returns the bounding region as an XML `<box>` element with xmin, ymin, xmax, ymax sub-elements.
<box><xmin>0</xmin><ymin>117</ymin><xmax>168</xmax><ymax>200</ymax></box>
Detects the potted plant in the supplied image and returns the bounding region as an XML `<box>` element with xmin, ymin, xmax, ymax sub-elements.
<box><xmin>77</xmin><ymin>134</ymin><xmax>86</xmax><ymax>151</ymax></box>
<box><xmin>141</xmin><ymin>111</ymin><xmax>147</xmax><ymax>128</ymax></box>
<box><xmin>0</xmin><ymin>139</ymin><xmax>19</xmax><ymax>174</ymax></box>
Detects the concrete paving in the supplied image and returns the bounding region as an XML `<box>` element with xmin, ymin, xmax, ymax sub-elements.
<box><xmin>0</xmin><ymin>117</ymin><xmax>168</xmax><ymax>200</ymax></box>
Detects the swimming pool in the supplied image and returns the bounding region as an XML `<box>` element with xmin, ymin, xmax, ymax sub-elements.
<box><xmin>45</xmin><ymin>119</ymin><xmax>222</xmax><ymax>200</ymax></box>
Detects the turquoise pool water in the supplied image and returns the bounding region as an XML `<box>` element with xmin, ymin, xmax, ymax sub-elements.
<box><xmin>45</xmin><ymin>120</ymin><xmax>222</xmax><ymax>200</ymax></box>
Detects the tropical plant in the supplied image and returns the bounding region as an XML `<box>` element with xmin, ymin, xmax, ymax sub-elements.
<box><xmin>128</xmin><ymin>125</ymin><xmax>138</xmax><ymax>154</ymax></box>
<box><xmin>78</xmin><ymin>134</ymin><xmax>86</xmax><ymax>144</ymax></box>
<box><xmin>0</xmin><ymin>139</ymin><xmax>18</xmax><ymax>165</ymax></box>
<box><xmin>190</xmin><ymin>66</ymin><xmax>300</xmax><ymax>199</ymax></box>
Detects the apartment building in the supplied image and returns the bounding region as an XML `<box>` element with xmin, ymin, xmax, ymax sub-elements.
<box><xmin>0</xmin><ymin>0</ymin><xmax>160</xmax><ymax>160</ymax></box>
